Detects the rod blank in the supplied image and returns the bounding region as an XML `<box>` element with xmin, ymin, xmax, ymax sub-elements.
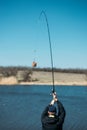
<box><xmin>39</xmin><ymin>11</ymin><xmax>55</xmax><ymax>93</ymax></box>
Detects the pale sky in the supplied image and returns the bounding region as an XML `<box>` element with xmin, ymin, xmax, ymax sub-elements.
<box><xmin>0</xmin><ymin>0</ymin><xmax>87</xmax><ymax>69</ymax></box>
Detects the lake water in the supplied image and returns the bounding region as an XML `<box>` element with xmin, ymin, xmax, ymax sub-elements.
<box><xmin>0</xmin><ymin>85</ymin><xmax>87</xmax><ymax>130</ymax></box>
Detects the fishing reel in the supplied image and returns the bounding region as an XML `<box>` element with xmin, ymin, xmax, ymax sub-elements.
<box><xmin>50</xmin><ymin>88</ymin><xmax>56</xmax><ymax>96</ymax></box>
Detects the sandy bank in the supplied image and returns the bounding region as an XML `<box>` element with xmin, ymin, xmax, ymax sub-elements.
<box><xmin>0</xmin><ymin>76</ymin><xmax>18</xmax><ymax>85</ymax></box>
<box><xmin>0</xmin><ymin>71</ymin><xmax>87</xmax><ymax>86</ymax></box>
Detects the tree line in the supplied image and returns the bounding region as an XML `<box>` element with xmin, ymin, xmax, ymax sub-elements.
<box><xmin>32</xmin><ymin>67</ymin><xmax>87</xmax><ymax>74</ymax></box>
<box><xmin>0</xmin><ymin>66</ymin><xmax>87</xmax><ymax>76</ymax></box>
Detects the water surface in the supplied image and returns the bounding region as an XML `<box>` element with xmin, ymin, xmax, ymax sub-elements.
<box><xmin>0</xmin><ymin>85</ymin><xmax>87</xmax><ymax>130</ymax></box>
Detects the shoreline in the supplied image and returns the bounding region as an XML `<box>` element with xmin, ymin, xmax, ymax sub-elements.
<box><xmin>19</xmin><ymin>82</ymin><xmax>87</xmax><ymax>86</ymax></box>
<box><xmin>0</xmin><ymin>71</ymin><xmax>87</xmax><ymax>86</ymax></box>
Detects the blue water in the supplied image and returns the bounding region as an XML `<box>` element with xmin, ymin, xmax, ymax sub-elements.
<box><xmin>0</xmin><ymin>85</ymin><xmax>87</xmax><ymax>130</ymax></box>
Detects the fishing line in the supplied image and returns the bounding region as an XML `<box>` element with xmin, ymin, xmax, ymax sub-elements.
<box><xmin>39</xmin><ymin>11</ymin><xmax>55</xmax><ymax>93</ymax></box>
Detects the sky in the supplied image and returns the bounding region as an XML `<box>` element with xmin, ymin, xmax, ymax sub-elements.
<box><xmin>0</xmin><ymin>0</ymin><xmax>87</xmax><ymax>69</ymax></box>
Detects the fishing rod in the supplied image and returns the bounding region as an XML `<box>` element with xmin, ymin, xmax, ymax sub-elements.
<box><xmin>39</xmin><ymin>11</ymin><xmax>55</xmax><ymax>94</ymax></box>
